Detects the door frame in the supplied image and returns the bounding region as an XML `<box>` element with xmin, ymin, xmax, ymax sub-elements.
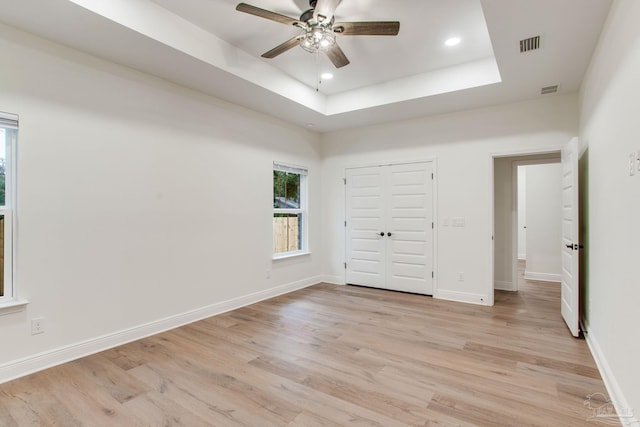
<box><xmin>344</xmin><ymin>158</ymin><xmax>438</xmax><ymax>295</ymax></box>
<box><xmin>488</xmin><ymin>147</ymin><xmax>563</xmax><ymax>306</ymax></box>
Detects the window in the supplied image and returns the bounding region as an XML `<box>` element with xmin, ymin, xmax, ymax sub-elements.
<box><xmin>0</xmin><ymin>112</ymin><xmax>17</xmax><ymax>304</ymax></box>
<box><xmin>273</xmin><ymin>162</ymin><xmax>308</xmax><ymax>257</ymax></box>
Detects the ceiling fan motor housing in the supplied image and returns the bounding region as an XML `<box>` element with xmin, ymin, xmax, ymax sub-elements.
<box><xmin>300</xmin><ymin>8</ymin><xmax>314</xmax><ymax>23</ymax></box>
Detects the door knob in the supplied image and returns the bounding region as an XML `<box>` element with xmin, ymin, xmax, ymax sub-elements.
<box><xmin>387</xmin><ymin>232</ymin><xmax>393</xmax><ymax>237</ymax></box>
<box><xmin>565</xmin><ymin>244</ymin><xmax>574</xmax><ymax>249</ymax></box>
<box><xmin>379</xmin><ymin>232</ymin><xmax>384</xmax><ymax>236</ymax></box>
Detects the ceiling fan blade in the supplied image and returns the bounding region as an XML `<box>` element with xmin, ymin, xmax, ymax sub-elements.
<box><xmin>333</xmin><ymin>21</ymin><xmax>400</xmax><ymax>36</ymax></box>
<box><xmin>262</xmin><ymin>36</ymin><xmax>301</xmax><ymax>59</ymax></box>
<box><xmin>236</xmin><ymin>3</ymin><xmax>300</xmax><ymax>26</ymax></box>
<box><xmin>313</xmin><ymin>0</ymin><xmax>341</xmax><ymax>23</ymax></box>
<box><xmin>325</xmin><ymin>44</ymin><xmax>350</xmax><ymax>68</ymax></box>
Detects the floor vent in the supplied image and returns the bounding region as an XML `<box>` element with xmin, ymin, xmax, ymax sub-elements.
<box><xmin>541</xmin><ymin>85</ymin><xmax>559</xmax><ymax>95</ymax></box>
<box><xmin>520</xmin><ymin>35</ymin><xmax>541</xmax><ymax>53</ymax></box>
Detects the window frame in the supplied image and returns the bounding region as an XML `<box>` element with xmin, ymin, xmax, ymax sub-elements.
<box><xmin>0</xmin><ymin>111</ymin><xmax>21</xmax><ymax>312</ymax></box>
<box><xmin>272</xmin><ymin>162</ymin><xmax>309</xmax><ymax>259</ymax></box>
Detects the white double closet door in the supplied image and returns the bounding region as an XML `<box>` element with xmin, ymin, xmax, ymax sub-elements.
<box><xmin>346</xmin><ymin>162</ymin><xmax>434</xmax><ymax>295</ymax></box>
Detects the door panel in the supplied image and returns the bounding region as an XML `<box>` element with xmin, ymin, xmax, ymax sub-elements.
<box><xmin>561</xmin><ymin>138</ymin><xmax>580</xmax><ymax>337</ymax></box>
<box><xmin>386</xmin><ymin>163</ymin><xmax>434</xmax><ymax>294</ymax></box>
<box><xmin>346</xmin><ymin>167</ymin><xmax>385</xmax><ymax>288</ymax></box>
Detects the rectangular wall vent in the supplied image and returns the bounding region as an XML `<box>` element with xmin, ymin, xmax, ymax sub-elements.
<box><xmin>520</xmin><ymin>36</ymin><xmax>541</xmax><ymax>53</ymax></box>
<box><xmin>541</xmin><ymin>85</ymin><xmax>559</xmax><ymax>95</ymax></box>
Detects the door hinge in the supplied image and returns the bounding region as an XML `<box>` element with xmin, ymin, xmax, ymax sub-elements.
<box><xmin>345</xmin><ymin>221</ymin><xmax>347</xmax><ymax>227</ymax></box>
<box><xmin>431</xmin><ymin>173</ymin><xmax>434</xmax><ymax>180</ymax></box>
<box><xmin>343</xmin><ymin>178</ymin><xmax>346</xmax><ymax>185</ymax></box>
<box><xmin>344</xmin><ymin>262</ymin><xmax>347</xmax><ymax>269</ymax></box>
<box><xmin>432</xmin><ymin>271</ymin><xmax>434</xmax><ymax>278</ymax></box>
<box><xmin>432</xmin><ymin>222</ymin><xmax>434</xmax><ymax>229</ymax></box>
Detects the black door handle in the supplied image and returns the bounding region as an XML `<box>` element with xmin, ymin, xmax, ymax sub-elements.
<box><xmin>387</xmin><ymin>232</ymin><xmax>393</xmax><ymax>237</ymax></box>
<box><xmin>379</xmin><ymin>232</ymin><xmax>384</xmax><ymax>236</ymax></box>
<box><xmin>566</xmin><ymin>243</ymin><xmax>585</xmax><ymax>250</ymax></box>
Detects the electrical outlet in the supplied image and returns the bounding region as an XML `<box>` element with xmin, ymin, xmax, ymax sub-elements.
<box><xmin>31</xmin><ymin>317</ymin><xmax>45</xmax><ymax>335</ymax></box>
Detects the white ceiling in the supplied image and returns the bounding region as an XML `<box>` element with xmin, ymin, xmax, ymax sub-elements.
<box><xmin>0</xmin><ymin>0</ymin><xmax>612</xmax><ymax>132</ymax></box>
<box><xmin>149</xmin><ymin>0</ymin><xmax>496</xmax><ymax>94</ymax></box>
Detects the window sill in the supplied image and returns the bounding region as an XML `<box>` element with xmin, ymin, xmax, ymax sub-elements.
<box><xmin>0</xmin><ymin>299</ymin><xmax>29</xmax><ymax>316</ymax></box>
<box><xmin>272</xmin><ymin>251</ymin><xmax>311</xmax><ymax>261</ymax></box>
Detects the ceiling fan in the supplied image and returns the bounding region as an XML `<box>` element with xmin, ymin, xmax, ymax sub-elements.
<box><xmin>236</xmin><ymin>0</ymin><xmax>400</xmax><ymax>68</ymax></box>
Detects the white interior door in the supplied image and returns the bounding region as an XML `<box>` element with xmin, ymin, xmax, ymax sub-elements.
<box><xmin>386</xmin><ymin>163</ymin><xmax>434</xmax><ymax>294</ymax></box>
<box><xmin>346</xmin><ymin>166</ymin><xmax>386</xmax><ymax>288</ymax></box>
<box><xmin>346</xmin><ymin>162</ymin><xmax>434</xmax><ymax>295</ymax></box>
<box><xmin>561</xmin><ymin>138</ymin><xmax>580</xmax><ymax>337</ymax></box>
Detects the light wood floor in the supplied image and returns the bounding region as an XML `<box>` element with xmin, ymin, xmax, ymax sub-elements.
<box><xmin>0</xmin><ymin>270</ymin><xmax>617</xmax><ymax>426</ymax></box>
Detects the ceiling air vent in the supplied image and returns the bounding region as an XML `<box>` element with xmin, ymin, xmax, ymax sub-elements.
<box><xmin>520</xmin><ymin>35</ymin><xmax>540</xmax><ymax>53</ymax></box>
<box><xmin>541</xmin><ymin>85</ymin><xmax>559</xmax><ymax>95</ymax></box>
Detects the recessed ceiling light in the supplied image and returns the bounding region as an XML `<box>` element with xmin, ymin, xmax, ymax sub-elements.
<box><xmin>445</xmin><ymin>37</ymin><xmax>461</xmax><ymax>47</ymax></box>
<box><xmin>320</xmin><ymin>73</ymin><xmax>334</xmax><ymax>80</ymax></box>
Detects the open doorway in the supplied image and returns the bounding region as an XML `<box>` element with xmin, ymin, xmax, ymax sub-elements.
<box><xmin>493</xmin><ymin>153</ymin><xmax>561</xmax><ymax>296</ymax></box>
<box><xmin>492</xmin><ymin>141</ymin><xmax>581</xmax><ymax>337</ymax></box>
<box><xmin>516</xmin><ymin>162</ymin><xmax>564</xmax><ymax>286</ymax></box>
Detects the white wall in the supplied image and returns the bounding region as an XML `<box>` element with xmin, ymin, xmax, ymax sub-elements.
<box><xmin>321</xmin><ymin>94</ymin><xmax>578</xmax><ymax>305</ymax></box>
<box><xmin>524</xmin><ymin>164</ymin><xmax>562</xmax><ymax>282</ymax></box>
<box><xmin>579</xmin><ymin>0</ymin><xmax>640</xmax><ymax>422</ymax></box>
<box><xmin>0</xmin><ymin>24</ymin><xmax>322</xmax><ymax>380</ymax></box>
<box><xmin>517</xmin><ymin>167</ymin><xmax>527</xmax><ymax>259</ymax></box>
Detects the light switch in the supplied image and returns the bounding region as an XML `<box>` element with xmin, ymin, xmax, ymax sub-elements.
<box><xmin>452</xmin><ymin>217</ymin><xmax>465</xmax><ymax>227</ymax></box>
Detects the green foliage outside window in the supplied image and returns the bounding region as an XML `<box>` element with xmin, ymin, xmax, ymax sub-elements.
<box><xmin>273</xmin><ymin>170</ymin><xmax>300</xmax><ymax>209</ymax></box>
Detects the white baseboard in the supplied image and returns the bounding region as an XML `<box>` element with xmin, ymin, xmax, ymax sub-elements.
<box><xmin>584</xmin><ymin>329</ymin><xmax>639</xmax><ymax>426</ymax></box>
<box><xmin>435</xmin><ymin>289</ymin><xmax>489</xmax><ymax>306</ymax></box>
<box><xmin>318</xmin><ymin>275</ymin><xmax>345</xmax><ymax>285</ymax></box>
<box><xmin>0</xmin><ymin>276</ymin><xmax>322</xmax><ymax>385</ymax></box>
<box><xmin>494</xmin><ymin>280</ymin><xmax>515</xmax><ymax>291</ymax></box>
<box><xmin>523</xmin><ymin>270</ymin><xmax>561</xmax><ymax>282</ymax></box>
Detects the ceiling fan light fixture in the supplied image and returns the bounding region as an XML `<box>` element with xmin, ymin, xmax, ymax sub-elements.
<box><xmin>300</xmin><ymin>25</ymin><xmax>336</xmax><ymax>53</ymax></box>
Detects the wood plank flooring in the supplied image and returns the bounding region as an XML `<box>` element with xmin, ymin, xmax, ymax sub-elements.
<box><xmin>0</xmin><ymin>269</ymin><xmax>617</xmax><ymax>426</ymax></box>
